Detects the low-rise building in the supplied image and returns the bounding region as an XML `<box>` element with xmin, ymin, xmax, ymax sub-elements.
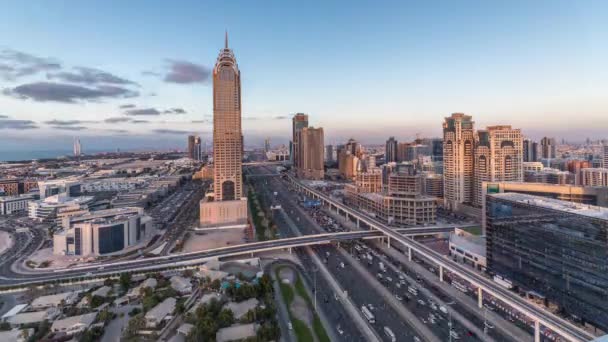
<box><xmin>30</xmin><ymin>292</ymin><xmax>78</xmax><ymax>310</ymax></box>
<box><xmin>128</xmin><ymin>277</ymin><xmax>158</xmax><ymax>299</ymax></box>
<box><xmin>170</xmin><ymin>276</ymin><xmax>193</xmax><ymax>294</ymax></box>
<box><xmin>28</xmin><ymin>194</ymin><xmax>93</xmax><ymax>224</ymax></box>
<box><xmin>145</xmin><ymin>297</ymin><xmax>176</xmax><ymax>329</ymax></box>
<box><xmin>448</xmin><ymin>229</ymin><xmax>486</xmax><ymax>270</ymax></box>
<box><xmin>0</xmin><ymin>328</ymin><xmax>34</xmax><ymax>342</ymax></box>
<box><xmin>53</xmin><ymin>208</ymin><xmax>154</xmax><ymax>257</ymax></box>
<box><xmin>92</xmin><ymin>286</ymin><xmax>113</xmax><ymax>298</ymax></box>
<box><xmin>348</xmin><ymin>191</ymin><xmax>436</xmax><ymax>226</ymax></box>
<box><xmin>216</xmin><ymin>323</ymin><xmax>258</xmax><ymax>342</ymax></box>
<box><xmin>6</xmin><ymin>308</ymin><xmax>60</xmax><ymax>327</ymax></box>
<box><xmin>1</xmin><ymin>304</ymin><xmax>28</xmax><ymax>322</ymax></box>
<box><xmin>580</xmin><ymin>168</ymin><xmax>608</xmax><ymax>187</ymax></box>
<box><xmin>51</xmin><ymin>312</ymin><xmax>97</xmax><ymax>335</ymax></box>
<box><xmin>0</xmin><ymin>194</ymin><xmax>35</xmax><ymax>215</ymax></box>
<box><xmin>223</xmin><ymin>298</ymin><xmax>259</xmax><ymax>320</ymax></box>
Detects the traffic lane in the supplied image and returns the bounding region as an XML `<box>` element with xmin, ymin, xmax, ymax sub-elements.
<box><xmin>315</xmin><ymin>244</ymin><xmax>421</xmax><ymax>342</ymax></box>
<box><xmin>295</xmin><ymin>250</ymin><xmax>366</xmax><ymax>342</ymax></box>
<box><xmin>360</xmin><ymin>249</ymin><xmax>479</xmax><ymax>342</ymax></box>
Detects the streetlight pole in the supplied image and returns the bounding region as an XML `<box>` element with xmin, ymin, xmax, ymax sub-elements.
<box><xmin>313</xmin><ymin>266</ymin><xmax>318</xmax><ymax>311</ymax></box>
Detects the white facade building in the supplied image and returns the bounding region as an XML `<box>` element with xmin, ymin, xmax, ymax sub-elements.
<box><xmin>0</xmin><ymin>194</ymin><xmax>35</xmax><ymax>215</ymax></box>
<box><xmin>53</xmin><ymin>208</ymin><xmax>155</xmax><ymax>257</ymax></box>
<box><xmin>28</xmin><ymin>194</ymin><xmax>93</xmax><ymax>224</ymax></box>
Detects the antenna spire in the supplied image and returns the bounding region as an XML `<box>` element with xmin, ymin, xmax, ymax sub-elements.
<box><xmin>225</xmin><ymin>30</ymin><xmax>228</xmax><ymax>49</ymax></box>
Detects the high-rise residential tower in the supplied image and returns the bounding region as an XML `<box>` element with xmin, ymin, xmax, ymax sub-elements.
<box><xmin>325</xmin><ymin>144</ymin><xmax>334</xmax><ymax>163</ymax></box>
<box><xmin>291</xmin><ymin>113</ymin><xmax>309</xmax><ymax>167</ymax></box>
<box><xmin>603</xmin><ymin>144</ymin><xmax>608</xmax><ymax>169</ymax></box>
<box><xmin>187</xmin><ymin>135</ymin><xmax>196</xmax><ymax>159</ymax></box>
<box><xmin>473</xmin><ymin>125</ymin><xmax>523</xmax><ymax>207</ymax></box>
<box><xmin>296</xmin><ymin>127</ymin><xmax>325</xmax><ymax>180</ymax></box>
<box><xmin>200</xmin><ymin>33</ymin><xmax>247</xmax><ymax>227</ymax></box>
<box><xmin>523</xmin><ymin>138</ymin><xmax>538</xmax><ymax>162</ymax></box>
<box><xmin>443</xmin><ymin>113</ymin><xmax>475</xmax><ymax>209</ymax></box>
<box><xmin>385</xmin><ymin>137</ymin><xmax>398</xmax><ymax>163</ymax></box>
<box><xmin>540</xmin><ymin>137</ymin><xmax>557</xmax><ymax>160</ymax></box>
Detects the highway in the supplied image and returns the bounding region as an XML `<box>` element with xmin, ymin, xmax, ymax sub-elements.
<box><xmin>289</xmin><ymin>172</ymin><xmax>596</xmax><ymax>342</ymax></box>
<box><xmin>248</xmin><ymin>166</ymin><xmax>488</xmax><ymax>342</ymax></box>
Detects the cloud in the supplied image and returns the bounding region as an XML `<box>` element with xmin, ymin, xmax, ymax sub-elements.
<box><xmin>243</xmin><ymin>117</ymin><xmax>259</xmax><ymax>121</ymax></box>
<box><xmin>51</xmin><ymin>125</ymin><xmax>88</xmax><ymax>131</ymax></box>
<box><xmin>0</xmin><ymin>49</ymin><xmax>61</xmax><ymax>80</ymax></box>
<box><xmin>47</xmin><ymin>67</ymin><xmax>137</xmax><ymax>86</ymax></box>
<box><xmin>131</xmin><ymin>119</ymin><xmax>149</xmax><ymax>123</ymax></box>
<box><xmin>3</xmin><ymin>82</ymin><xmax>139</xmax><ymax>103</ymax></box>
<box><xmin>124</xmin><ymin>107</ymin><xmax>186</xmax><ymax>116</ymax></box>
<box><xmin>142</xmin><ymin>70</ymin><xmax>161</xmax><ymax>77</ymax></box>
<box><xmin>162</xmin><ymin>108</ymin><xmax>187</xmax><ymax>114</ymax></box>
<box><xmin>273</xmin><ymin>115</ymin><xmax>288</xmax><ymax>120</ymax></box>
<box><xmin>153</xmin><ymin>128</ymin><xmax>190</xmax><ymax>134</ymax></box>
<box><xmin>0</xmin><ymin>114</ymin><xmax>8</xmax><ymax>119</ymax></box>
<box><xmin>119</xmin><ymin>104</ymin><xmax>136</xmax><ymax>109</ymax></box>
<box><xmin>191</xmin><ymin>120</ymin><xmax>209</xmax><ymax>123</ymax></box>
<box><xmin>0</xmin><ymin>119</ymin><xmax>38</xmax><ymax>130</ymax></box>
<box><xmin>43</xmin><ymin>119</ymin><xmax>94</xmax><ymax>126</ymax></box>
<box><xmin>106</xmin><ymin>129</ymin><xmax>129</xmax><ymax>134</ymax></box>
<box><xmin>163</xmin><ymin>60</ymin><xmax>211</xmax><ymax>84</ymax></box>
<box><xmin>125</xmin><ymin>108</ymin><xmax>161</xmax><ymax>116</ymax></box>
<box><xmin>104</xmin><ymin>117</ymin><xmax>132</xmax><ymax>123</ymax></box>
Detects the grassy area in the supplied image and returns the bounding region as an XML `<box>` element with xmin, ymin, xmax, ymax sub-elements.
<box><xmin>313</xmin><ymin>314</ymin><xmax>331</xmax><ymax>342</ymax></box>
<box><xmin>276</xmin><ymin>267</ymin><xmax>331</xmax><ymax>342</ymax></box>
<box><xmin>463</xmin><ymin>225</ymin><xmax>482</xmax><ymax>235</ymax></box>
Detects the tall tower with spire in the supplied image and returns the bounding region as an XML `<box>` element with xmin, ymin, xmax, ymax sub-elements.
<box><xmin>212</xmin><ymin>30</ymin><xmax>243</xmax><ymax>201</ymax></box>
<box><xmin>200</xmin><ymin>32</ymin><xmax>248</xmax><ymax>227</ymax></box>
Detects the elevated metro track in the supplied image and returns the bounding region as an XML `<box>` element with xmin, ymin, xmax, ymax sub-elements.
<box><xmin>287</xmin><ymin>174</ymin><xmax>595</xmax><ymax>342</ymax></box>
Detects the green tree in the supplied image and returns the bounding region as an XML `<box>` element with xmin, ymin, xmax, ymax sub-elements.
<box><xmin>119</xmin><ymin>273</ymin><xmax>132</xmax><ymax>291</ymax></box>
<box><xmin>210</xmin><ymin>279</ymin><xmax>221</xmax><ymax>291</ymax></box>
<box><xmin>124</xmin><ymin>314</ymin><xmax>145</xmax><ymax>339</ymax></box>
<box><xmin>217</xmin><ymin>309</ymin><xmax>234</xmax><ymax>328</ymax></box>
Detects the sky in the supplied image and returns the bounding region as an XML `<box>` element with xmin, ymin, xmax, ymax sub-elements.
<box><xmin>0</xmin><ymin>0</ymin><xmax>607</xmax><ymax>153</ymax></box>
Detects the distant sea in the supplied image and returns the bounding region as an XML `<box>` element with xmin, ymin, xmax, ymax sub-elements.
<box><xmin>0</xmin><ymin>149</ymin><xmax>114</xmax><ymax>162</ymax></box>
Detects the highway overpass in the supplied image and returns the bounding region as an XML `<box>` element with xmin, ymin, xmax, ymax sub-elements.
<box><xmin>0</xmin><ymin>227</ymin><xmax>452</xmax><ymax>288</ymax></box>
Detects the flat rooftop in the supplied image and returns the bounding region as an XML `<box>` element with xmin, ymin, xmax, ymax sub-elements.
<box><xmin>489</xmin><ymin>192</ymin><xmax>608</xmax><ymax>220</ymax></box>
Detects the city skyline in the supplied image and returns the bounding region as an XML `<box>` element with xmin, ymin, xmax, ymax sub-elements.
<box><xmin>1</xmin><ymin>1</ymin><xmax>608</xmax><ymax>153</ymax></box>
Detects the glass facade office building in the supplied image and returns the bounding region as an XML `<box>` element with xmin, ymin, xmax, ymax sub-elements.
<box><xmin>486</xmin><ymin>192</ymin><xmax>608</xmax><ymax>330</ymax></box>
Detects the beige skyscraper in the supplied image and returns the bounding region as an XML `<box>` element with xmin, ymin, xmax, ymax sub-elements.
<box><xmin>200</xmin><ymin>33</ymin><xmax>247</xmax><ymax>227</ymax></box>
<box><xmin>443</xmin><ymin>113</ymin><xmax>475</xmax><ymax>209</ymax></box>
<box><xmin>296</xmin><ymin>126</ymin><xmax>324</xmax><ymax>180</ymax></box>
<box><xmin>292</xmin><ymin>113</ymin><xmax>309</xmax><ymax>168</ymax></box>
<box><xmin>473</xmin><ymin>125</ymin><xmax>523</xmax><ymax>207</ymax></box>
<box><xmin>212</xmin><ymin>32</ymin><xmax>243</xmax><ymax>201</ymax></box>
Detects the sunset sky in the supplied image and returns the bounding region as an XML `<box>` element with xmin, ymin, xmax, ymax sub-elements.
<box><xmin>1</xmin><ymin>0</ymin><xmax>607</xmax><ymax>152</ymax></box>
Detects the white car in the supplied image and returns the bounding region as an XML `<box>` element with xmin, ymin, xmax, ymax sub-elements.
<box><xmin>336</xmin><ymin>325</ymin><xmax>344</xmax><ymax>335</ymax></box>
<box><xmin>288</xmin><ymin>322</ymin><xmax>293</xmax><ymax>330</ymax></box>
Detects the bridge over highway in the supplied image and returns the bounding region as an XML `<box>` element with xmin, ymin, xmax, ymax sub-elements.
<box><xmin>0</xmin><ymin>227</ymin><xmax>452</xmax><ymax>288</ymax></box>
<box><xmin>287</xmin><ymin>174</ymin><xmax>595</xmax><ymax>342</ymax></box>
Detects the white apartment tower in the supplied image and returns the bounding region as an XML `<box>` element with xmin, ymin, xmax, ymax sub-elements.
<box><xmin>473</xmin><ymin>125</ymin><xmax>523</xmax><ymax>207</ymax></box>
<box><xmin>443</xmin><ymin>113</ymin><xmax>475</xmax><ymax>209</ymax></box>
